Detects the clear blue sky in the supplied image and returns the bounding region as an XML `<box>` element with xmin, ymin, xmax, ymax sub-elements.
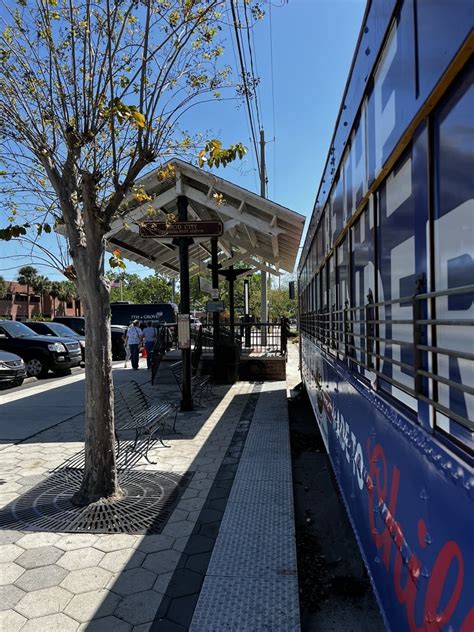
<box><xmin>0</xmin><ymin>0</ymin><xmax>366</xmax><ymax>281</ymax></box>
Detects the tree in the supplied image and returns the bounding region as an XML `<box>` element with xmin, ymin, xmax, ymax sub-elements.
<box><xmin>32</xmin><ymin>275</ymin><xmax>51</xmax><ymax>315</ymax></box>
<box><xmin>108</xmin><ymin>272</ymin><xmax>173</xmax><ymax>305</ymax></box>
<box><xmin>17</xmin><ymin>266</ymin><xmax>38</xmax><ymax>319</ymax></box>
<box><xmin>268</xmin><ymin>286</ymin><xmax>297</xmax><ymax>320</ymax></box>
<box><xmin>57</xmin><ymin>280</ymin><xmax>78</xmax><ymax>314</ymax></box>
<box><xmin>0</xmin><ymin>276</ymin><xmax>6</xmax><ymax>300</ymax></box>
<box><xmin>49</xmin><ymin>282</ymin><xmax>61</xmax><ymax>318</ymax></box>
<box><xmin>0</xmin><ymin>0</ymin><xmax>258</xmax><ymax>505</ymax></box>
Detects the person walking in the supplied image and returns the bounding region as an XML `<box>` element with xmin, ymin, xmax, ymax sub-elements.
<box><xmin>125</xmin><ymin>320</ymin><xmax>143</xmax><ymax>370</ymax></box>
<box><xmin>142</xmin><ymin>321</ymin><xmax>158</xmax><ymax>370</ymax></box>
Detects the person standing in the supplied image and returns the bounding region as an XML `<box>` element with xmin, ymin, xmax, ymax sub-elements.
<box><xmin>125</xmin><ymin>320</ymin><xmax>143</xmax><ymax>370</ymax></box>
<box><xmin>142</xmin><ymin>321</ymin><xmax>158</xmax><ymax>370</ymax></box>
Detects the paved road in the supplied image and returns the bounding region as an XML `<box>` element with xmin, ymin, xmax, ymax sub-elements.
<box><xmin>0</xmin><ymin>358</ymin><xmax>150</xmax><ymax>447</ymax></box>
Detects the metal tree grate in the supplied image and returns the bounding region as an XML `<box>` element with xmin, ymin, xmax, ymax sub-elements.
<box><xmin>0</xmin><ymin>468</ymin><xmax>193</xmax><ymax>534</ymax></box>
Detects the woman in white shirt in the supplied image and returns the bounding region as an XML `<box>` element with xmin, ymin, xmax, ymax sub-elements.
<box><xmin>125</xmin><ymin>320</ymin><xmax>143</xmax><ymax>370</ymax></box>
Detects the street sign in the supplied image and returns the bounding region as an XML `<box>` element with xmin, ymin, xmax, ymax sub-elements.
<box><xmin>199</xmin><ymin>277</ymin><xmax>213</xmax><ymax>295</ymax></box>
<box><xmin>211</xmin><ymin>288</ymin><xmax>219</xmax><ymax>300</ymax></box>
<box><xmin>139</xmin><ymin>220</ymin><xmax>223</xmax><ymax>238</ymax></box>
<box><xmin>206</xmin><ymin>301</ymin><xmax>224</xmax><ymax>312</ymax></box>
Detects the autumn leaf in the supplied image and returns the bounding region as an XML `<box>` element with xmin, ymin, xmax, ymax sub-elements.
<box><xmin>131</xmin><ymin>111</ymin><xmax>146</xmax><ymax>129</ymax></box>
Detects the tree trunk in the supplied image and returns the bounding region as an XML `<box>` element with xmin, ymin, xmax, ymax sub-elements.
<box><xmin>71</xmin><ymin>241</ymin><xmax>121</xmax><ymax>506</ymax></box>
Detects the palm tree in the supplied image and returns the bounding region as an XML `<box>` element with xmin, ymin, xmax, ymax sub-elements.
<box><xmin>32</xmin><ymin>275</ymin><xmax>51</xmax><ymax>316</ymax></box>
<box><xmin>49</xmin><ymin>282</ymin><xmax>61</xmax><ymax>318</ymax></box>
<box><xmin>17</xmin><ymin>266</ymin><xmax>38</xmax><ymax>318</ymax></box>
<box><xmin>0</xmin><ymin>275</ymin><xmax>6</xmax><ymax>300</ymax></box>
<box><xmin>57</xmin><ymin>281</ymin><xmax>77</xmax><ymax>315</ymax></box>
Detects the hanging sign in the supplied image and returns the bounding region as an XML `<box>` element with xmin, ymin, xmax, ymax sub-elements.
<box><xmin>139</xmin><ymin>220</ymin><xmax>223</xmax><ymax>238</ymax></box>
<box><xmin>199</xmin><ymin>277</ymin><xmax>213</xmax><ymax>295</ymax></box>
<box><xmin>177</xmin><ymin>313</ymin><xmax>191</xmax><ymax>349</ymax></box>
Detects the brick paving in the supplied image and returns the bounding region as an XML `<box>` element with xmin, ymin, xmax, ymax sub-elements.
<box><xmin>0</xmin><ymin>359</ymin><xmax>299</xmax><ymax>631</ymax></box>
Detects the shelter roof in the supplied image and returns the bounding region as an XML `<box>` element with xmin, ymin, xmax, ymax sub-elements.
<box><xmin>105</xmin><ymin>159</ymin><xmax>305</xmax><ymax>278</ymax></box>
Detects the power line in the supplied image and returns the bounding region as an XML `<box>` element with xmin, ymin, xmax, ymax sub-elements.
<box><xmin>229</xmin><ymin>0</ymin><xmax>260</xmax><ymax>176</ymax></box>
<box><xmin>269</xmin><ymin>1</ymin><xmax>277</xmax><ymax>198</ymax></box>
<box><xmin>242</xmin><ymin>0</ymin><xmax>263</xmax><ymax>132</ymax></box>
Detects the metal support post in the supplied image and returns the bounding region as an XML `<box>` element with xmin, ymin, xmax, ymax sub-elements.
<box><xmin>178</xmin><ymin>195</ymin><xmax>193</xmax><ymax>411</ymax></box>
<box><xmin>244</xmin><ymin>279</ymin><xmax>251</xmax><ymax>347</ymax></box>
<box><xmin>211</xmin><ymin>237</ymin><xmax>220</xmax><ymax>351</ymax></box>
<box><xmin>260</xmin><ymin>128</ymin><xmax>268</xmax><ymax>345</ymax></box>
<box><xmin>229</xmin><ymin>265</ymin><xmax>235</xmax><ymax>338</ymax></box>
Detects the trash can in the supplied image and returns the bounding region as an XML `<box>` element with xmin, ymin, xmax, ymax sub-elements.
<box><xmin>214</xmin><ymin>342</ymin><xmax>240</xmax><ymax>384</ymax></box>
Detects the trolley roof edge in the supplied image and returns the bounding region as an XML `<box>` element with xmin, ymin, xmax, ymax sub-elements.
<box><xmin>297</xmin><ymin>0</ymin><xmax>473</xmax><ymax>275</ymax></box>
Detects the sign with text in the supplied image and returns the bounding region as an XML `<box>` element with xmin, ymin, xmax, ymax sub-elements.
<box><xmin>198</xmin><ymin>276</ymin><xmax>213</xmax><ymax>295</ymax></box>
<box><xmin>177</xmin><ymin>313</ymin><xmax>191</xmax><ymax>349</ymax></box>
<box><xmin>206</xmin><ymin>301</ymin><xmax>224</xmax><ymax>312</ymax></box>
<box><xmin>139</xmin><ymin>220</ymin><xmax>223</xmax><ymax>238</ymax></box>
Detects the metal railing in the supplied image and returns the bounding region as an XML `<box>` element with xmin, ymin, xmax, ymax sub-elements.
<box><xmin>300</xmin><ymin>282</ymin><xmax>474</xmax><ymax>438</ymax></box>
<box><xmin>192</xmin><ymin>322</ymin><xmax>288</xmax><ymax>356</ymax></box>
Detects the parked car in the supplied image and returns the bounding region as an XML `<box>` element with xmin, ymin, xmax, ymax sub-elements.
<box><xmin>53</xmin><ymin>316</ymin><xmax>86</xmax><ymax>335</ymax></box>
<box><xmin>0</xmin><ymin>350</ymin><xmax>27</xmax><ymax>388</ymax></box>
<box><xmin>53</xmin><ymin>316</ymin><xmax>127</xmax><ymax>361</ymax></box>
<box><xmin>25</xmin><ymin>321</ymin><xmax>85</xmax><ymax>363</ymax></box>
<box><xmin>0</xmin><ymin>320</ymin><xmax>82</xmax><ymax>378</ymax></box>
<box><xmin>190</xmin><ymin>316</ymin><xmax>202</xmax><ymax>331</ymax></box>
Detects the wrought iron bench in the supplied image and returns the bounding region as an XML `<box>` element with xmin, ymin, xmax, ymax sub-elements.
<box><xmin>115</xmin><ymin>381</ymin><xmax>178</xmax><ymax>464</ymax></box>
<box><xmin>169</xmin><ymin>360</ymin><xmax>211</xmax><ymax>404</ymax></box>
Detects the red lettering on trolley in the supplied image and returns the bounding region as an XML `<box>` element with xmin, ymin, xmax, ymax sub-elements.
<box><xmin>366</xmin><ymin>441</ymin><xmax>467</xmax><ymax>631</ymax></box>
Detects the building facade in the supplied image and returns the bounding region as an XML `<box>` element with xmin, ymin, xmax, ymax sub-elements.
<box><xmin>0</xmin><ymin>281</ymin><xmax>82</xmax><ymax>321</ymax></box>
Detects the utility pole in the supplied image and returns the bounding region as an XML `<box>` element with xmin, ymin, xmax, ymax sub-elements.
<box><xmin>260</xmin><ymin>128</ymin><xmax>268</xmax><ymax>343</ymax></box>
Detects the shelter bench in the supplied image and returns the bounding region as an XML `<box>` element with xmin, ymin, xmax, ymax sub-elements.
<box><xmin>170</xmin><ymin>360</ymin><xmax>211</xmax><ymax>405</ymax></box>
<box><xmin>115</xmin><ymin>381</ymin><xmax>178</xmax><ymax>464</ymax></box>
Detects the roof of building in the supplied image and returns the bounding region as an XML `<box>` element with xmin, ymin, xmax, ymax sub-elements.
<box><xmin>104</xmin><ymin>159</ymin><xmax>305</xmax><ymax>278</ymax></box>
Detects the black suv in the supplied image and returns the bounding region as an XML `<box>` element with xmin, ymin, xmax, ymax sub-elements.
<box><xmin>53</xmin><ymin>316</ymin><xmax>127</xmax><ymax>360</ymax></box>
<box><xmin>0</xmin><ymin>320</ymin><xmax>82</xmax><ymax>378</ymax></box>
<box><xmin>26</xmin><ymin>321</ymin><xmax>86</xmax><ymax>363</ymax></box>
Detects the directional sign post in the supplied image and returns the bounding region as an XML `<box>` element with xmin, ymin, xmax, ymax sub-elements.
<box><xmin>139</xmin><ymin>220</ymin><xmax>223</xmax><ymax>238</ymax></box>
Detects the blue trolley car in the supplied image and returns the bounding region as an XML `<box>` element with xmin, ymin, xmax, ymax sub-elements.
<box><xmin>298</xmin><ymin>2</ymin><xmax>473</xmax><ymax>630</ymax></box>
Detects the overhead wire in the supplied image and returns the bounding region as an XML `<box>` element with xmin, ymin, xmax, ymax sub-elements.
<box><xmin>229</xmin><ymin>0</ymin><xmax>261</xmax><ymax>177</ymax></box>
<box><xmin>268</xmin><ymin>0</ymin><xmax>277</xmax><ymax>198</ymax></box>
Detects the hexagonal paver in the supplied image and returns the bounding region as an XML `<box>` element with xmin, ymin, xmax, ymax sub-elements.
<box><xmin>16</xmin><ymin>586</ymin><xmax>72</xmax><ymax>618</ymax></box>
<box><xmin>0</xmin><ymin>562</ymin><xmax>24</xmax><ymax>585</ymax></box>
<box><xmin>110</xmin><ymin>567</ymin><xmax>156</xmax><ymax>596</ymax></box>
<box><xmin>56</xmin><ymin>534</ymin><xmax>99</xmax><ymax>551</ymax></box>
<box><xmin>152</xmin><ymin>571</ymin><xmax>174</xmax><ymax>595</ymax></box>
<box><xmin>58</xmin><ymin>547</ymin><xmax>104</xmax><ymax>571</ymax></box>
<box><xmin>136</xmin><ymin>534</ymin><xmax>175</xmax><ymax>554</ymax></box>
<box><xmin>0</xmin><ymin>530</ymin><xmax>21</xmax><ymax>546</ymax></box>
<box><xmin>77</xmin><ymin>615</ymin><xmax>132</xmax><ymax>631</ymax></box>
<box><xmin>15</xmin><ymin>564</ymin><xmax>68</xmax><ymax>592</ymax></box>
<box><xmin>0</xmin><ymin>544</ymin><xmax>23</xmax><ymax>563</ymax></box>
<box><xmin>0</xmin><ymin>609</ymin><xmax>26</xmax><ymax>632</ymax></box>
<box><xmin>142</xmin><ymin>549</ymin><xmax>182</xmax><ymax>574</ymax></box>
<box><xmin>0</xmin><ymin>584</ymin><xmax>25</xmax><ymax>610</ymax></box>
<box><xmin>61</xmin><ymin>566</ymin><xmax>112</xmax><ymax>594</ymax></box>
<box><xmin>94</xmin><ymin>534</ymin><xmax>137</xmax><ymax>553</ymax></box>
<box><xmin>165</xmin><ymin>569</ymin><xmax>202</xmax><ymax>599</ymax></box>
<box><xmin>167</xmin><ymin>594</ymin><xmax>199</xmax><ymax>627</ymax></box>
<box><xmin>17</xmin><ymin>533</ymin><xmax>61</xmax><ymax>549</ymax></box>
<box><xmin>161</xmin><ymin>521</ymin><xmax>195</xmax><ymax>539</ymax></box>
<box><xmin>114</xmin><ymin>590</ymin><xmax>160</xmax><ymax>625</ymax></box>
<box><xmin>64</xmin><ymin>588</ymin><xmax>120</xmax><ymax>623</ymax></box>
<box><xmin>21</xmin><ymin>612</ymin><xmax>79</xmax><ymax>632</ymax></box>
<box><xmin>99</xmin><ymin>548</ymin><xmax>145</xmax><ymax>573</ymax></box>
<box><xmin>17</xmin><ymin>545</ymin><xmax>62</xmax><ymax>569</ymax></box>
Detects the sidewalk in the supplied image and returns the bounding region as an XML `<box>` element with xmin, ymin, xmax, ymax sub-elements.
<box><xmin>0</xmin><ymin>356</ymin><xmax>299</xmax><ymax>631</ymax></box>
